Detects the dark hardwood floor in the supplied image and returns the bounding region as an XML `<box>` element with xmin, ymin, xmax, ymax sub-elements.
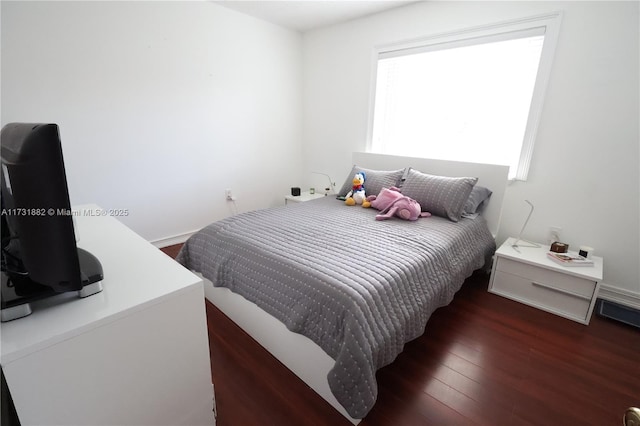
<box><xmin>159</xmin><ymin>243</ymin><xmax>183</xmax><ymax>259</ymax></box>
<box><xmin>162</xmin><ymin>243</ymin><xmax>640</xmax><ymax>425</ymax></box>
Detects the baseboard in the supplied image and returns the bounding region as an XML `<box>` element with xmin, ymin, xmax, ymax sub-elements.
<box><xmin>597</xmin><ymin>283</ymin><xmax>640</xmax><ymax>310</ymax></box>
<box><xmin>150</xmin><ymin>230</ymin><xmax>198</xmax><ymax>249</ymax></box>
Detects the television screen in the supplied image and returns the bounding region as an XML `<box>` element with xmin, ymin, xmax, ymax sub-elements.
<box><xmin>1</xmin><ymin>123</ymin><xmax>102</xmax><ymax>321</ymax></box>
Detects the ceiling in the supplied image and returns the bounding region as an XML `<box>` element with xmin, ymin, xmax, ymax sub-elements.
<box><xmin>212</xmin><ymin>1</ymin><xmax>420</xmax><ymax>33</ymax></box>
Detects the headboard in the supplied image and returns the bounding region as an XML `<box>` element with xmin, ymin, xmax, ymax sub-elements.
<box><xmin>352</xmin><ymin>152</ymin><xmax>508</xmax><ymax>238</ymax></box>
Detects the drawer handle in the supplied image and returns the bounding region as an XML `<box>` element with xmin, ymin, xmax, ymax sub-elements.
<box><xmin>531</xmin><ymin>281</ymin><xmax>592</xmax><ymax>301</ymax></box>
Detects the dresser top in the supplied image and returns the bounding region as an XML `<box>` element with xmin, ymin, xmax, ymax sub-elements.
<box><xmin>1</xmin><ymin>204</ymin><xmax>202</xmax><ymax>364</ymax></box>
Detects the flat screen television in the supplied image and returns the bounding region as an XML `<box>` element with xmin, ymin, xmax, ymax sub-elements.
<box><xmin>1</xmin><ymin>123</ymin><xmax>103</xmax><ymax>322</ymax></box>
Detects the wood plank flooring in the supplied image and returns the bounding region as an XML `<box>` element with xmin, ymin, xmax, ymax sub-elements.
<box><xmin>162</xmin><ymin>244</ymin><xmax>640</xmax><ymax>425</ymax></box>
<box><xmin>159</xmin><ymin>243</ymin><xmax>182</xmax><ymax>259</ymax></box>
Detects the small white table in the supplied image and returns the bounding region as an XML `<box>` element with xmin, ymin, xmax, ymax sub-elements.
<box><xmin>489</xmin><ymin>237</ymin><xmax>603</xmax><ymax>324</ymax></box>
<box><xmin>285</xmin><ymin>191</ymin><xmax>327</xmax><ymax>205</ymax></box>
<box><xmin>1</xmin><ymin>204</ymin><xmax>215</xmax><ymax>425</ymax></box>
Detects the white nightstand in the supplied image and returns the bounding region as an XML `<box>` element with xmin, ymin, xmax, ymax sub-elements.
<box><xmin>489</xmin><ymin>237</ymin><xmax>603</xmax><ymax>325</ymax></box>
<box><xmin>285</xmin><ymin>191</ymin><xmax>327</xmax><ymax>205</ymax></box>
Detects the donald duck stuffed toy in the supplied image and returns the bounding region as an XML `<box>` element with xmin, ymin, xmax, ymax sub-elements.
<box><xmin>345</xmin><ymin>172</ymin><xmax>371</xmax><ymax>208</ymax></box>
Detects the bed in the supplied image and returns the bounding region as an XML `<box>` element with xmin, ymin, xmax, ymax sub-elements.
<box><xmin>177</xmin><ymin>153</ymin><xmax>508</xmax><ymax>423</ymax></box>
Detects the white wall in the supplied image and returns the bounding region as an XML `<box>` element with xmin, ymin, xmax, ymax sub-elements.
<box><xmin>302</xmin><ymin>1</ymin><xmax>640</xmax><ymax>300</ymax></box>
<box><xmin>1</xmin><ymin>1</ymin><xmax>303</xmax><ymax>243</ymax></box>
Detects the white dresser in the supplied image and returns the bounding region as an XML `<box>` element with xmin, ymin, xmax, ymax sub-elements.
<box><xmin>489</xmin><ymin>237</ymin><xmax>603</xmax><ymax>325</ymax></box>
<box><xmin>0</xmin><ymin>205</ymin><xmax>215</xmax><ymax>425</ymax></box>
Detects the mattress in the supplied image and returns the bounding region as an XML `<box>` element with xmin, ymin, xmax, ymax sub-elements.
<box><xmin>177</xmin><ymin>196</ymin><xmax>495</xmax><ymax>418</ymax></box>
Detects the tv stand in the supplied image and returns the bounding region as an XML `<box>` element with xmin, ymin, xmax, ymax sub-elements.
<box><xmin>1</xmin><ymin>248</ymin><xmax>104</xmax><ymax>322</ymax></box>
<box><xmin>1</xmin><ymin>204</ymin><xmax>214</xmax><ymax>425</ymax></box>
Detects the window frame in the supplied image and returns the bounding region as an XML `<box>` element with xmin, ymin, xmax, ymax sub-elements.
<box><xmin>366</xmin><ymin>11</ymin><xmax>563</xmax><ymax>181</ymax></box>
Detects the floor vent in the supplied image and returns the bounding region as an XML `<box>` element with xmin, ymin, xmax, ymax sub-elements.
<box><xmin>596</xmin><ymin>299</ymin><xmax>640</xmax><ymax>329</ymax></box>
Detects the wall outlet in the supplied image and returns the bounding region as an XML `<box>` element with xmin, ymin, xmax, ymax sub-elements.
<box><xmin>225</xmin><ymin>189</ymin><xmax>234</xmax><ymax>201</ymax></box>
<box><xmin>548</xmin><ymin>226</ymin><xmax>562</xmax><ymax>244</ymax></box>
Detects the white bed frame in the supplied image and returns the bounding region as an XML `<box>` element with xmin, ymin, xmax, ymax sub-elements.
<box><xmin>204</xmin><ymin>153</ymin><xmax>508</xmax><ymax>423</ymax></box>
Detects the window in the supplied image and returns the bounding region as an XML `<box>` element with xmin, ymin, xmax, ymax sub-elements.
<box><xmin>369</xmin><ymin>12</ymin><xmax>562</xmax><ymax>180</ymax></box>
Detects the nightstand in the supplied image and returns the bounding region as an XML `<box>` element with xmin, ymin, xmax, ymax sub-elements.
<box><xmin>489</xmin><ymin>237</ymin><xmax>603</xmax><ymax>324</ymax></box>
<box><xmin>285</xmin><ymin>191</ymin><xmax>327</xmax><ymax>205</ymax></box>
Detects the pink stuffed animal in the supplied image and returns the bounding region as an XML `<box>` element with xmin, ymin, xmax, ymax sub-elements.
<box><xmin>367</xmin><ymin>187</ymin><xmax>431</xmax><ymax>221</ymax></box>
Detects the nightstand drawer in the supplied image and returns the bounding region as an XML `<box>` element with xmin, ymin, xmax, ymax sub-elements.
<box><xmin>496</xmin><ymin>257</ymin><xmax>595</xmax><ymax>298</ymax></box>
<box><xmin>491</xmin><ymin>270</ymin><xmax>592</xmax><ymax>322</ymax></box>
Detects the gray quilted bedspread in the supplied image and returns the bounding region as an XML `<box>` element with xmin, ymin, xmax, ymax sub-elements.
<box><xmin>177</xmin><ymin>196</ymin><xmax>495</xmax><ymax>419</ymax></box>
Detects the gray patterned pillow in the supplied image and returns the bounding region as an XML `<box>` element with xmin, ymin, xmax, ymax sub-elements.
<box><xmin>401</xmin><ymin>168</ymin><xmax>478</xmax><ymax>222</ymax></box>
<box><xmin>337</xmin><ymin>166</ymin><xmax>405</xmax><ymax>198</ymax></box>
<box><xmin>463</xmin><ymin>185</ymin><xmax>493</xmax><ymax>215</ymax></box>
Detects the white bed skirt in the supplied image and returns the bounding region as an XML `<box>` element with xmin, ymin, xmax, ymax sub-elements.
<box><xmin>201</xmin><ymin>275</ymin><xmax>361</xmax><ymax>425</ymax></box>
